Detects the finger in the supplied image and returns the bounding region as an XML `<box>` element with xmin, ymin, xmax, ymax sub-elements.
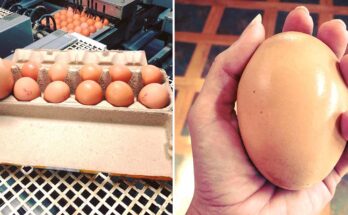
<box><xmin>282</xmin><ymin>6</ymin><xmax>313</xmax><ymax>34</ymax></box>
<box><xmin>334</xmin><ymin>145</ymin><xmax>348</xmax><ymax>177</ymax></box>
<box><xmin>340</xmin><ymin>112</ymin><xmax>348</xmax><ymax>140</ymax></box>
<box><xmin>317</xmin><ymin>19</ymin><xmax>348</xmax><ymax>59</ymax></box>
<box><xmin>195</xmin><ymin>14</ymin><xmax>265</xmax><ymax>115</ymax></box>
<box><xmin>339</xmin><ymin>55</ymin><xmax>348</xmax><ymax>86</ymax></box>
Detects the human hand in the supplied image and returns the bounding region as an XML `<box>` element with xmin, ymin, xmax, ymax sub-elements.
<box><xmin>187</xmin><ymin>6</ymin><xmax>348</xmax><ymax>215</ymax></box>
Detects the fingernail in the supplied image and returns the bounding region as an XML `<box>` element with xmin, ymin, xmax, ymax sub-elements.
<box><xmin>249</xmin><ymin>14</ymin><xmax>262</xmax><ymax>27</ymax></box>
<box><xmin>334</xmin><ymin>19</ymin><xmax>347</xmax><ymax>29</ymax></box>
<box><xmin>295</xmin><ymin>6</ymin><xmax>309</xmax><ymax>15</ymax></box>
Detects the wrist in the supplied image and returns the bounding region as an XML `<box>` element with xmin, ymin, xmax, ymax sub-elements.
<box><xmin>186</xmin><ymin>194</ymin><xmax>233</xmax><ymax>215</ymax></box>
<box><xmin>187</xmin><ymin>195</ymin><xmax>203</xmax><ymax>215</ymax></box>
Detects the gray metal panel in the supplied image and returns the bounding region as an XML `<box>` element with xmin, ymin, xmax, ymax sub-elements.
<box><xmin>24</xmin><ymin>30</ymin><xmax>67</xmax><ymax>49</ymax></box>
<box><xmin>0</xmin><ymin>13</ymin><xmax>33</xmax><ymax>58</ymax></box>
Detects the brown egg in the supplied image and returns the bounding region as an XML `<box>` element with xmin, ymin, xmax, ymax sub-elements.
<box><xmin>73</xmin><ymin>14</ymin><xmax>80</xmax><ymax>20</ymax></box>
<box><xmin>73</xmin><ymin>19</ymin><xmax>81</xmax><ymax>27</ymax></box>
<box><xmin>87</xmin><ymin>18</ymin><xmax>95</xmax><ymax>26</ymax></box>
<box><xmin>67</xmin><ymin>7</ymin><xmax>74</xmax><ymax>17</ymax></box>
<box><xmin>21</xmin><ymin>61</ymin><xmax>40</xmax><ymax>80</ymax></box>
<box><xmin>44</xmin><ymin>81</ymin><xmax>70</xmax><ymax>103</ymax></box>
<box><xmin>106</xmin><ymin>81</ymin><xmax>134</xmax><ymax>107</ymax></box>
<box><xmin>60</xmin><ymin>20</ymin><xmax>68</xmax><ymax>27</ymax></box>
<box><xmin>67</xmin><ymin>23</ymin><xmax>74</xmax><ymax>30</ymax></box>
<box><xmin>141</xmin><ymin>65</ymin><xmax>163</xmax><ymax>85</ymax></box>
<box><xmin>75</xmin><ymin>80</ymin><xmax>103</xmax><ymax>105</ymax></box>
<box><xmin>81</xmin><ymin>28</ymin><xmax>90</xmax><ymax>36</ymax></box>
<box><xmin>60</xmin><ymin>14</ymin><xmax>67</xmax><ymax>21</ymax></box>
<box><xmin>95</xmin><ymin>21</ymin><xmax>103</xmax><ymax>29</ymax></box>
<box><xmin>103</xmin><ymin>18</ymin><xmax>109</xmax><ymax>26</ymax></box>
<box><xmin>95</xmin><ymin>16</ymin><xmax>101</xmax><ymax>22</ymax></box>
<box><xmin>237</xmin><ymin>32</ymin><xmax>348</xmax><ymax>190</ymax></box>
<box><xmin>79</xmin><ymin>64</ymin><xmax>102</xmax><ymax>81</ymax></box>
<box><xmin>109</xmin><ymin>64</ymin><xmax>132</xmax><ymax>82</ymax></box>
<box><xmin>138</xmin><ymin>83</ymin><xmax>170</xmax><ymax>109</ymax></box>
<box><xmin>74</xmin><ymin>26</ymin><xmax>82</xmax><ymax>33</ymax></box>
<box><xmin>89</xmin><ymin>25</ymin><xmax>96</xmax><ymax>34</ymax></box>
<box><xmin>0</xmin><ymin>59</ymin><xmax>14</xmax><ymax>99</ymax></box>
<box><xmin>48</xmin><ymin>62</ymin><xmax>68</xmax><ymax>81</ymax></box>
<box><xmin>80</xmin><ymin>16</ymin><xmax>87</xmax><ymax>23</ymax></box>
<box><xmin>60</xmin><ymin>9</ymin><xmax>67</xmax><ymax>15</ymax></box>
<box><xmin>61</xmin><ymin>27</ymin><xmax>68</xmax><ymax>32</ymax></box>
<box><xmin>13</xmin><ymin>77</ymin><xmax>41</xmax><ymax>101</ymax></box>
<box><xmin>67</xmin><ymin>17</ymin><xmax>73</xmax><ymax>23</ymax></box>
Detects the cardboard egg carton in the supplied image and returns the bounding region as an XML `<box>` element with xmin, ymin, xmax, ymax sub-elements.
<box><xmin>0</xmin><ymin>49</ymin><xmax>172</xmax><ymax>180</ymax></box>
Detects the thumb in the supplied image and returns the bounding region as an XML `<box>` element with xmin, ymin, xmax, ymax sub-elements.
<box><xmin>337</xmin><ymin>112</ymin><xmax>348</xmax><ymax>176</ymax></box>
<box><xmin>189</xmin><ymin>14</ymin><xmax>265</xmax><ymax>127</ymax></box>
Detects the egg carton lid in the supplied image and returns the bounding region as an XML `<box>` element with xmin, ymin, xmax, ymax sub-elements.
<box><xmin>11</xmin><ymin>49</ymin><xmax>147</xmax><ymax>67</ymax></box>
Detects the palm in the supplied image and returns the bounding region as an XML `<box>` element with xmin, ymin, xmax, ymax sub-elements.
<box><xmin>188</xmin><ymin>7</ymin><xmax>348</xmax><ymax>215</ymax></box>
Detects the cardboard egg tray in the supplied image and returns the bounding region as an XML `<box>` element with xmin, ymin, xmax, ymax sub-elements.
<box><xmin>0</xmin><ymin>49</ymin><xmax>172</xmax><ymax>180</ymax></box>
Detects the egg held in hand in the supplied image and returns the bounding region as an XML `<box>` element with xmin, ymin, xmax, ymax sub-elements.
<box><xmin>0</xmin><ymin>59</ymin><xmax>14</xmax><ymax>100</ymax></box>
<box><xmin>237</xmin><ymin>32</ymin><xmax>348</xmax><ymax>190</ymax></box>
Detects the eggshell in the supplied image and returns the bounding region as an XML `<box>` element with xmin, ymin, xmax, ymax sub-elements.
<box><xmin>14</xmin><ymin>77</ymin><xmax>40</xmax><ymax>101</ymax></box>
<box><xmin>81</xmin><ymin>28</ymin><xmax>90</xmax><ymax>37</ymax></box>
<box><xmin>237</xmin><ymin>32</ymin><xmax>348</xmax><ymax>190</ymax></box>
<box><xmin>48</xmin><ymin>62</ymin><xmax>68</xmax><ymax>81</ymax></box>
<box><xmin>21</xmin><ymin>61</ymin><xmax>40</xmax><ymax>80</ymax></box>
<box><xmin>141</xmin><ymin>65</ymin><xmax>163</xmax><ymax>85</ymax></box>
<box><xmin>75</xmin><ymin>80</ymin><xmax>103</xmax><ymax>105</ymax></box>
<box><xmin>44</xmin><ymin>81</ymin><xmax>70</xmax><ymax>103</ymax></box>
<box><xmin>89</xmin><ymin>25</ymin><xmax>96</xmax><ymax>34</ymax></box>
<box><xmin>103</xmin><ymin>18</ymin><xmax>109</xmax><ymax>26</ymax></box>
<box><xmin>106</xmin><ymin>81</ymin><xmax>134</xmax><ymax>107</ymax></box>
<box><xmin>109</xmin><ymin>64</ymin><xmax>132</xmax><ymax>82</ymax></box>
<box><xmin>95</xmin><ymin>21</ymin><xmax>103</xmax><ymax>29</ymax></box>
<box><xmin>0</xmin><ymin>59</ymin><xmax>14</xmax><ymax>99</ymax></box>
<box><xmin>138</xmin><ymin>83</ymin><xmax>170</xmax><ymax>109</ymax></box>
<box><xmin>79</xmin><ymin>64</ymin><xmax>102</xmax><ymax>81</ymax></box>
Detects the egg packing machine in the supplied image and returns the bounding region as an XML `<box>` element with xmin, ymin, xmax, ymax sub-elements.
<box><xmin>0</xmin><ymin>7</ymin><xmax>33</xmax><ymax>58</ymax></box>
<box><xmin>0</xmin><ymin>0</ymin><xmax>172</xmax><ymax>77</ymax></box>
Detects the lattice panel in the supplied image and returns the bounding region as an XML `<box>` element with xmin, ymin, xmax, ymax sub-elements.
<box><xmin>0</xmin><ymin>165</ymin><xmax>172</xmax><ymax>215</ymax></box>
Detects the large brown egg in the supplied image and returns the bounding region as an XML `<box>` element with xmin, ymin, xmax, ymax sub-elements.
<box><xmin>44</xmin><ymin>81</ymin><xmax>70</xmax><ymax>103</ymax></box>
<box><xmin>106</xmin><ymin>81</ymin><xmax>134</xmax><ymax>107</ymax></box>
<box><xmin>0</xmin><ymin>59</ymin><xmax>14</xmax><ymax>99</ymax></box>
<box><xmin>75</xmin><ymin>80</ymin><xmax>103</xmax><ymax>105</ymax></box>
<box><xmin>237</xmin><ymin>32</ymin><xmax>348</xmax><ymax>190</ymax></box>
<box><xmin>141</xmin><ymin>65</ymin><xmax>163</xmax><ymax>85</ymax></box>
<box><xmin>14</xmin><ymin>77</ymin><xmax>41</xmax><ymax>101</ymax></box>
<box><xmin>138</xmin><ymin>83</ymin><xmax>170</xmax><ymax>109</ymax></box>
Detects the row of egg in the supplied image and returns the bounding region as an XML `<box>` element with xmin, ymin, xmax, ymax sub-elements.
<box><xmin>0</xmin><ymin>59</ymin><xmax>170</xmax><ymax>109</ymax></box>
<box><xmin>42</xmin><ymin>7</ymin><xmax>109</xmax><ymax>37</ymax></box>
